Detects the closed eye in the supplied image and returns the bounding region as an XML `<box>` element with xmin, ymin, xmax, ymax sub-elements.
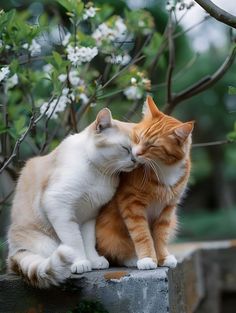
<box><xmin>121</xmin><ymin>145</ymin><xmax>130</xmax><ymax>154</ymax></box>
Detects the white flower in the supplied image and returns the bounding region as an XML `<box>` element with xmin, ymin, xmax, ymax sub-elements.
<box><xmin>90</xmin><ymin>102</ymin><xmax>96</xmax><ymax>107</ymax></box>
<box><xmin>0</xmin><ymin>66</ymin><xmax>10</xmax><ymax>82</ymax></box>
<box><xmin>83</xmin><ymin>7</ymin><xmax>96</xmax><ymax>20</ymax></box>
<box><xmin>131</xmin><ymin>77</ymin><xmax>137</xmax><ymax>84</ymax></box>
<box><xmin>105</xmin><ymin>53</ymin><xmax>131</xmax><ymax>66</ymax></box>
<box><xmin>166</xmin><ymin>0</ymin><xmax>175</xmax><ymax>11</ymax></box>
<box><xmin>58</xmin><ymin>74</ymin><xmax>67</xmax><ymax>82</ymax></box>
<box><xmin>79</xmin><ymin>93</ymin><xmax>89</xmax><ymax>104</ymax></box>
<box><xmin>22</xmin><ymin>43</ymin><xmax>29</xmax><ymax>49</ymax></box>
<box><xmin>7</xmin><ymin>74</ymin><xmax>18</xmax><ymax>89</ymax></box>
<box><xmin>66</xmin><ymin>45</ymin><xmax>98</xmax><ymax>66</ymax></box>
<box><xmin>43</xmin><ymin>64</ymin><xmax>53</xmax><ymax>73</ymax></box>
<box><xmin>5</xmin><ymin>45</ymin><xmax>10</xmax><ymax>50</ymax></box>
<box><xmin>62</xmin><ymin>33</ymin><xmax>71</xmax><ymax>46</ymax></box>
<box><xmin>69</xmin><ymin>70</ymin><xmax>81</xmax><ymax>86</ymax></box>
<box><xmin>40</xmin><ymin>92</ymin><xmax>72</xmax><ymax>119</ymax></box>
<box><xmin>0</xmin><ymin>40</ymin><xmax>3</xmax><ymax>48</ymax></box>
<box><xmin>92</xmin><ymin>17</ymin><xmax>128</xmax><ymax>46</ymax></box>
<box><xmin>29</xmin><ymin>39</ymin><xmax>41</xmax><ymax>56</ymax></box>
<box><xmin>124</xmin><ymin>86</ymin><xmax>142</xmax><ymax>100</ymax></box>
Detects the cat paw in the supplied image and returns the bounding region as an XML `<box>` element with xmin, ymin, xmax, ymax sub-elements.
<box><xmin>91</xmin><ymin>256</ymin><xmax>109</xmax><ymax>269</ymax></box>
<box><xmin>71</xmin><ymin>259</ymin><xmax>92</xmax><ymax>274</ymax></box>
<box><xmin>137</xmin><ymin>257</ymin><xmax>157</xmax><ymax>270</ymax></box>
<box><xmin>159</xmin><ymin>255</ymin><xmax>177</xmax><ymax>268</ymax></box>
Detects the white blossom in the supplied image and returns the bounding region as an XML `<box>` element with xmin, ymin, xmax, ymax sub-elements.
<box><xmin>40</xmin><ymin>90</ymin><xmax>72</xmax><ymax>119</ymax></box>
<box><xmin>131</xmin><ymin>77</ymin><xmax>137</xmax><ymax>84</ymax></box>
<box><xmin>29</xmin><ymin>39</ymin><xmax>41</xmax><ymax>56</ymax></box>
<box><xmin>92</xmin><ymin>17</ymin><xmax>128</xmax><ymax>46</ymax></box>
<box><xmin>7</xmin><ymin>74</ymin><xmax>18</xmax><ymax>89</ymax></box>
<box><xmin>90</xmin><ymin>102</ymin><xmax>97</xmax><ymax>107</ymax></box>
<box><xmin>124</xmin><ymin>86</ymin><xmax>142</xmax><ymax>100</ymax></box>
<box><xmin>62</xmin><ymin>33</ymin><xmax>71</xmax><ymax>46</ymax></box>
<box><xmin>43</xmin><ymin>64</ymin><xmax>53</xmax><ymax>73</ymax></box>
<box><xmin>66</xmin><ymin>45</ymin><xmax>98</xmax><ymax>66</ymax></box>
<box><xmin>22</xmin><ymin>43</ymin><xmax>29</xmax><ymax>49</ymax></box>
<box><xmin>0</xmin><ymin>66</ymin><xmax>10</xmax><ymax>82</ymax></box>
<box><xmin>58</xmin><ymin>74</ymin><xmax>67</xmax><ymax>82</ymax></box>
<box><xmin>69</xmin><ymin>70</ymin><xmax>82</xmax><ymax>86</ymax></box>
<box><xmin>79</xmin><ymin>93</ymin><xmax>89</xmax><ymax>104</ymax></box>
<box><xmin>166</xmin><ymin>0</ymin><xmax>175</xmax><ymax>11</ymax></box>
<box><xmin>105</xmin><ymin>53</ymin><xmax>131</xmax><ymax>66</ymax></box>
<box><xmin>83</xmin><ymin>7</ymin><xmax>96</xmax><ymax>20</ymax></box>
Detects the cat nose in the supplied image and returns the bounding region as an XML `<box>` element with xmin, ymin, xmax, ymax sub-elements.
<box><xmin>132</xmin><ymin>146</ymin><xmax>144</xmax><ymax>158</ymax></box>
<box><xmin>131</xmin><ymin>153</ymin><xmax>136</xmax><ymax>163</ymax></box>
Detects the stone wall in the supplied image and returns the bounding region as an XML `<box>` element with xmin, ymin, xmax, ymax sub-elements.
<box><xmin>0</xmin><ymin>240</ymin><xmax>235</xmax><ymax>313</ymax></box>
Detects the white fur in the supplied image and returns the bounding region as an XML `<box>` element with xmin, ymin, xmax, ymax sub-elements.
<box><xmin>156</xmin><ymin>160</ymin><xmax>185</xmax><ymax>186</ymax></box>
<box><xmin>137</xmin><ymin>257</ymin><xmax>157</xmax><ymax>270</ymax></box>
<box><xmin>161</xmin><ymin>254</ymin><xmax>177</xmax><ymax>268</ymax></box>
<box><xmin>42</xmin><ymin>126</ymin><xmax>134</xmax><ymax>274</ymax></box>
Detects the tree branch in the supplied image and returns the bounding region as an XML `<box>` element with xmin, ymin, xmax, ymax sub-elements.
<box><xmin>163</xmin><ymin>44</ymin><xmax>236</xmax><ymax>114</ymax></box>
<box><xmin>194</xmin><ymin>0</ymin><xmax>236</xmax><ymax>29</ymax></box>
<box><xmin>192</xmin><ymin>139</ymin><xmax>235</xmax><ymax>148</ymax></box>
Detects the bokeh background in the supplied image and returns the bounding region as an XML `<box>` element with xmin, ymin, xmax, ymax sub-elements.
<box><xmin>0</xmin><ymin>0</ymin><xmax>236</xmax><ymax>273</ymax></box>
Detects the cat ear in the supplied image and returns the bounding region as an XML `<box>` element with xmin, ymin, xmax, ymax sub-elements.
<box><xmin>95</xmin><ymin>108</ymin><xmax>112</xmax><ymax>132</ymax></box>
<box><xmin>173</xmin><ymin>121</ymin><xmax>194</xmax><ymax>143</ymax></box>
<box><xmin>142</xmin><ymin>96</ymin><xmax>161</xmax><ymax>118</ymax></box>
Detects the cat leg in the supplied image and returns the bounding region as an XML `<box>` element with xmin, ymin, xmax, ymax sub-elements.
<box><xmin>152</xmin><ymin>205</ymin><xmax>178</xmax><ymax>268</ymax></box>
<box><xmin>120</xmin><ymin>203</ymin><xmax>157</xmax><ymax>270</ymax></box>
<box><xmin>45</xmin><ymin>206</ymin><xmax>92</xmax><ymax>274</ymax></box>
<box><xmin>81</xmin><ymin>219</ymin><xmax>109</xmax><ymax>269</ymax></box>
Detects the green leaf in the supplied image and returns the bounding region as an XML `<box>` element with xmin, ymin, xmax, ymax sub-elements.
<box><xmin>52</xmin><ymin>51</ymin><xmax>63</xmax><ymax>67</ymax></box>
<box><xmin>227</xmin><ymin>131</ymin><xmax>236</xmax><ymax>141</ymax></box>
<box><xmin>15</xmin><ymin>115</ymin><xmax>26</xmax><ymax>134</ymax></box>
<box><xmin>228</xmin><ymin>86</ymin><xmax>236</xmax><ymax>95</ymax></box>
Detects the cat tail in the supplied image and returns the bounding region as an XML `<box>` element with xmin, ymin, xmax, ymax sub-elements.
<box><xmin>8</xmin><ymin>245</ymin><xmax>76</xmax><ymax>288</ymax></box>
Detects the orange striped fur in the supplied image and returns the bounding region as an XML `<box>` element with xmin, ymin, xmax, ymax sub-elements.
<box><xmin>96</xmin><ymin>97</ymin><xmax>194</xmax><ymax>268</ymax></box>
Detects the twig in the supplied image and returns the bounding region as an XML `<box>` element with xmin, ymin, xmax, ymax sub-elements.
<box><xmin>194</xmin><ymin>0</ymin><xmax>236</xmax><ymax>29</ymax></box>
<box><xmin>192</xmin><ymin>139</ymin><xmax>235</xmax><ymax>148</ymax></box>
<box><xmin>0</xmin><ymin>189</ymin><xmax>14</xmax><ymax>207</ymax></box>
<box><xmin>163</xmin><ymin>44</ymin><xmax>236</xmax><ymax>113</ymax></box>
<box><xmin>0</xmin><ymin>95</ymin><xmax>55</xmax><ymax>174</ymax></box>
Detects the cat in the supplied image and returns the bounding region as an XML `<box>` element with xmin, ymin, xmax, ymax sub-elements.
<box><xmin>96</xmin><ymin>96</ymin><xmax>194</xmax><ymax>269</ymax></box>
<box><xmin>7</xmin><ymin>108</ymin><xmax>137</xmax><ymax>288</ymax></box>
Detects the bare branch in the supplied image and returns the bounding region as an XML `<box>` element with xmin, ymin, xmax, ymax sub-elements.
<box><xmin>194</xmin><ymin>0</ymin><xmax>236</xmax><ymax>29</ymax></box>
<box><xmin>163</xmin><ymin>44</ymin><xmax>236</xmax><ymax>114</ymax></box>
<box><xmin>0</xmin><ymin>95</ymin><xmax>55</xmax><ymax>175</ymax></box>
<box><xmin>192</xmin><ymin>139</ymin><xmax>236</xmax><ymax>148</ymax></box>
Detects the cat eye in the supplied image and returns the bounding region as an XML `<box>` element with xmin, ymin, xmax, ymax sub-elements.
<box><xmin>121</xmin><ymin>146</ymin><xmax>130</xmax><ymax>154</ymax></box>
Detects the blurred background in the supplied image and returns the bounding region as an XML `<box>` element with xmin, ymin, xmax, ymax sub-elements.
<box><xmin>0</xmin><ymin>0</ymin><xmax>236</xmax><ymax>274</ymax></box>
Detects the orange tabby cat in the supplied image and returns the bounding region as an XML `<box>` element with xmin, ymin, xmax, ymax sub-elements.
<box><xmin>96</xmin><ymin>96</ymin><xmax>194</xmax><ymax>269</ymax></box>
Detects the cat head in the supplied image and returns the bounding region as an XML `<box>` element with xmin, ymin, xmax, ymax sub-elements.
<box><xmin>87</xmin><ymin>108</ymin><xmax>137</xmax><ymax>173</ymax></box>
<box><xmin>132</xmin><ymin>96</ymin><xmax>194</xmax><ymax>166</ymax></box>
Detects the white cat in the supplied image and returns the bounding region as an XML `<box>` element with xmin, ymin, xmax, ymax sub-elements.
<box><xmin>7</xmin><ymin>108</ymin><xmax>136</xmax><ymax>288</ymax></box>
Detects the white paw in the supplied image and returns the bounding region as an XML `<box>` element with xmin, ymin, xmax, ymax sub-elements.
<box><xmin>123</xmin><ymin>257</ymin><xmax>138</xmax><ymax>267</ymax></box>
<box><xmin>71</xmin><ymin>259</ymin><xmax>92</xmax><ymax>274</ymax></box>
<box><xmin>161</xmin><ymin>255</ymin><xmax>177</xmax><ymax>268</ymax></box>
<box><xmin>90</xmin><ymin>256</ymin><xmax>109</xmax><ymax>269</ymax></box>
<box><xmin>137</xmin><ymin>257</ymin><xmax>157</xmax><ymax>270</ymax></box>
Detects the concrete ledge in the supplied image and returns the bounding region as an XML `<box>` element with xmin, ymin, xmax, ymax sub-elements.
<box><xmin>0</xmin><ymin>240</ymin><xmax>236</xmax><ymax>313</ymax></box>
